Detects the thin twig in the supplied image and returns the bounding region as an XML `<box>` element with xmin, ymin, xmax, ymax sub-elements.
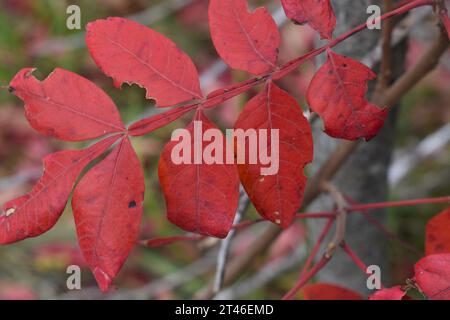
<box><xmin>299</xmin><ymin>218</ymin><xmax>334</xmax><ymax>279</ymax></box>
<box><xmin>212</xmin><ymin>187</ymin><xmax>250</xmax><ymax>294</ymax></box>
<box><xmin>360</xmin><ymin>210</ymin><xmax>423</xmax><ymax>256</ymax></box>
<box><xmin>281</xmin><ymin>255</ymin><xmax>331</xmax><ymax>300</ymax></box>
<box><xmin>343</xmin><ymin>194</ymin><xmax>423</xmax><ymax>256</ymax></box>
<box><xmin>374</xmin><ymin>0</ymin><xmax>395</xmax><ymax>99</ymax></box>
<box><xmin>320</xmin><ymin>182</ymin><xmax>348</xmax><ymax>257</ymax></box>
<box><xmin>348</xmin><ymin>196</ymin><xmax>450</xmax><ymax>211</ymax></box>
<box><xmin>340</xmin><ymin>242</ymin><xmax>369</xmax><ymax>275</ymax></box>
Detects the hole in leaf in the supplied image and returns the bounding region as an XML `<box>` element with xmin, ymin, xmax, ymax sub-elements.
<box><xmin>128</xmin><ymin>200</ymin><xmax>137</xmax><ymax>208</ymax></box>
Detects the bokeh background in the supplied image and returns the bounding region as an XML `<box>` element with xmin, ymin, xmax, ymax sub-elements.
<box><xmin>0</xmin><ymin>0</ymin><xmax>449</xmax><ymax>299</ymax></box>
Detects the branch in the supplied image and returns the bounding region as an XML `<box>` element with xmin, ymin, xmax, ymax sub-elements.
<box><xmin>359</xmin><ymin>210</ymin><xmax>422</xmax><ymax>256</ymax></box>
<box><xmin>320</xmin><ymin>182</ymin><xmax>348</xmax><ymax>257</ymax></box>
<box><xmin>343</xmin><ymin>194</ymin><xmax>422</xmax><ymax>255</ymax></box>
<box><xmin>281</xmin><ymin>255</ymin><xmax>331</xmax><ymax>300</ymax></box>
<box><xmin>341</xmin><ymin>242</ymin><xmax>369</xmax><ymax>275</ymax></box>
<box><xmin>347</xmin><ymin>195</ymin><xmax>450</xmax><ymax>211</ymax></box>
<box><xmin>299</xmin><ymin>218</ymin><xmax>334</xmax><ymax>279</ymax></box>
<box><xmin>362</xmin><ymin>4</ymin><xmax>432</xmax><ymax>68</ymax></box>
<box><xmin>212</xmin><ymin>187</ymin><xmax>250</xmax><ymax>294</ymax></box>
<box><xmin>374</xmin><ymin>0</ymin><xmax>395</xmax><ymax>99</ymax></box>
<box><xmin>381</xmin><ymin>29</ymin><xmax>449</xmax><ymax>108</ymax></box>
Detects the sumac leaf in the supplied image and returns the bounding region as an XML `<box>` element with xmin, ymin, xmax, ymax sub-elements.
<box><xmin>158</xmin><ymin>111</ymin><xmax>239</xmax><ymax>238</ymax></box>
<box><xmin>369</xmin><ymin>286</ymin><xmax>406</xmax><ymax>300</ymax></box>
<box><xmin>426</xmin><ymin>207</ymin><xmax>450</xmax><ymax>255</ymax></box>
<box><xmin>302</xmin><ymin>283</ymin><xmax>363</xmax><ymax>300</ymax></box>
<box><xmin>208</xmin><ymin>0</ymin><xmax>280</xmax><ymax>75</ymax></box>
<box><xmin>72</xmin><ymin>137</ymin><xmax>144</xmax><ymax>292</ymax></box>
<box><xmin>0</xmin><ymin>135</ymin><xmax>120</xmax><ymax>244</ymax></box>
<box><xmin>235</xmin><ymin>81</ymin><xmax>313</xmax><ymax>228</ymax></box>
<box><xmin>281</xmin><ymin>0</ymin><xmax>336</xmax><ymax>40</ymax></box>
<box><xmin>9</xmin><ymin>68</ymin><xmax>125</xmax><ymax>141</ymax></box>
<box><xmin>414</xmin><ymin>253</ymin><xmax>450</xmax><ymax>300</ymax></box>
<box><xmin>307</xmin><ymin>49</ymin><xmax>388</xmax><ymax>141</ymax></box>
<box><xmin>86</xmin><ymin>17</ymin><xmax>203</xmax><ymax>107</ymax></box>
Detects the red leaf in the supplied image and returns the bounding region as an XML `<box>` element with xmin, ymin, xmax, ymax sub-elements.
<box><xmin>426</xmin><ymin>207</ymin><xmax>450</xmax><ymax>255</ymax></box>
<box><xmin>281</xmin><ymin>0</ymin><xmax>336</xmax><ymax>40</ymax></box>
<box><xmin>86</xmin><ymin>17</ymin><xmax>203</xmax><ymax>107</ymax></box>
<box><xmin>158</xmin><ymin>111</ymin><xmax>240</xmax><ymax>238</ymax></box>
<box><xmin>234</xmin><ymin>82</ymin><xmax>313</xmax><ymax>228</ymax></box>
<box><xmin>72</xmin><ymin>137</ymin><xmax>144</xmax><ymax>292</ymax></box>
<box><xmin>0</xmin><ymin>135</ymin><xmax>120</xmax><ymax>244</ymax></box>
<box><xmin>208</xmin><ymin>0</ymin><xmax>280</xmax><ymax>75</ymax></box>
<box><xmin>307</xmin><ymin>50</ymin><xmax>388</xmax><ymax>141</ymax></box>
<box><xmin>414</xmin><ymin>254</ymin><xmax>450</xmax><ymax>300</ymax></box>
<box><xmin>369</xmin><ymin>286</ymin><xmax>406</xmax><ymax>300</ymax></box>
<box><xmin>302</xmin><ymin>283</ymin><xmax>363</xmax><ymax>300</ymax></box>
<box><xmin>9</xmin><ymin>68</ymin><xmax>125</xmax><ymax>141</ymax></box>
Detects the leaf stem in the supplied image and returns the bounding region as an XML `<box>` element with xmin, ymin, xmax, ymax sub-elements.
<box><xmin>281</xmin><ymin>255</ymin><xmax>331</xmax><ymax>300</ymax></box>
<box><xmin>299</xmin><ymin>218</ymin><xmax>334</xmax><ymax>279</ymax></box>
<box><xmin>347</xmin><ymin>196</ymin><xmax>450</xmax><ymax>211</ymax></box>
<box><xmin>341</xmin><ymin>242</ymin><xmax>369</xmax><ymax>274</ymax></box>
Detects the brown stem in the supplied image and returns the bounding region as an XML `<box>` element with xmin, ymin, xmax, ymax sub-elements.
<box><xmin>374</xmin><ymin>0</ymin><xmax>395</xmax><ymax>101</ymax></box>
<box><xmin>320</xmin><ymin>181</ymin><xmax>348</xmax><ymax>257</ymax></box>
<box><xmin>381</xmin><ymin>30</ymin><xmax>449</xmax><ymax>108</ymax></box>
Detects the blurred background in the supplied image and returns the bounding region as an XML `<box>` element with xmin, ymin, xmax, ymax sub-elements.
<box><xmin>0</xmin><ymin>0</ymin><xmax>449</xmax><ymax>299</ymax></box>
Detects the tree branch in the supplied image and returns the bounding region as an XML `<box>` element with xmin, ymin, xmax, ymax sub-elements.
<box><xmin>212</xmin><ymin>187</ymin><xmax>250</xmax><ymax>294</ymax></box>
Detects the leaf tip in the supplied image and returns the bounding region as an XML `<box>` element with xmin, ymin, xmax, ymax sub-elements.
<box><xmin>93</xmin><ymin>267</ymin><xmax>113</xmax><ymax>293</ymax></box>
